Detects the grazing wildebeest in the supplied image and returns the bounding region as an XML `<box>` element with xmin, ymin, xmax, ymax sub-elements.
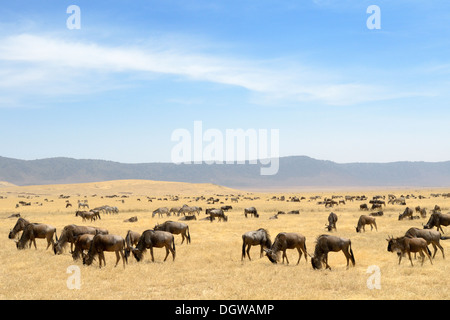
<box><xmin>356</xmin><ymin>215</ymin><xmax>377</xmax><ymax>233</ymax></box>
<box><xmin>370</xmin><ymin>211</ymin><xmax>384</xmax><ymax>217</ymax></box>
<box><xmin>398</xmin><ymin>207</ymin><xmax>414</xmax><ymax>220</ymax></box>
<box><xmin>75</xmin><ymin>210</ymin><xmax>99</xmax><ymax>222</ymax></box>
<box><xmin>264</xmin><ymin>232</ymin><xmax>307</xmax><ymax>265</ymax></box>
<box><xmin>83</xmin><ymin>234</ymin><xmax>127</xmax><ymax>268</ymax></box>
<box><xmin>360</xmin><ymin>204</ymin><xmax>369</xmax><ymax>211</ymax></box>
<box><xmin>15</xmin><ymin>222</ymin><xmax>56</xmax><ymax>250</ymax></box>
<box><xmin>310</xmin><ymin>234</ymin><xmax>355</xmax><ymax>270</ymax></box>
<box><xmin>71</xmin><ymin>234</ymin><xmax>94</xmax><ymax>260</ymax></box>
<box><xmin>404</xmin><ymin>227</ymin><xmax>450</xmax><ymax>259</ymax></box>
<box><xmin>154</xmin><ymin>221</ymin><xmax>191</xmax><ymax>244</ymax></box>
<box><xmin>325</xmin><ymin>212</ymin><xmax>338</xmax><ymax>232</ymax></box>
<box><xmin>371</xmin><ymin>203</ymin><xmax>382</xmax><ymax>210</ymax></box>
<box><xmin>124</xmin><ymin>230</ymin><xmax>141</xmax><ymax>258</ymax></box>
<box><xmin>221</xmin><ymin>205</ymin><xmax>233</xmax><ymax>211</ymax></box>
<box><xmin>241</xmin><ymin>228</ymin><xmax>272</xmax><ymax>261</ymax></box>
<box><xmin>424</xmin><ymin>211</ymin><xmax>450</xmax><ymax>233</ymax></box>
<box><xmin>53</xmin><ymin>224</ymin><xmax>108</xmax><ymax>254</ymax></box>
<box><xmin>415</xmin><ymin>206</ymin><xmax>427</xmax><ymax>218</ymax></box>
<box><xmin>206</xmin><ymin>208</ymin><xmax>228</xmax><ymax>222</ymax></box>
<box><xmin>244</xmin><ymin>207</ymin><xmax>259</xmax><ymax>218</ymax></box>
<box><xmin>152</xmin><ymin>207</ymin><xmax>169</xmax><ymax>218</ymax></box>
<box><xmin>387</xmin><ymin>236</ymin><xmax>433</xmax><ymax>266</ymax></box>
<box><xmin>132</xmin><ymin>230</ymin><xmax>176</xmax><ymax>262</ymax></box>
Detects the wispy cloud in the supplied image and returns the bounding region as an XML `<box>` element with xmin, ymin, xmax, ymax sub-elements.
<box><xmin>0</xmin><ymin>33</ymin><xmax>421</xmax><ymax>108</ymax></box>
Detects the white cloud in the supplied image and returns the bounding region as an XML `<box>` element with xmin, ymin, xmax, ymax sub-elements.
<box><xmin>0</xmin><ymin>33</ymin><xmax>419</xmax><ymax>107</ymax></box>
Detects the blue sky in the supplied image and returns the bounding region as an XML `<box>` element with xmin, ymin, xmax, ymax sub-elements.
<box><xmin>1</xmin><ymin>1</ymin><xmax>450</xmax><ymax>163</ymax></box>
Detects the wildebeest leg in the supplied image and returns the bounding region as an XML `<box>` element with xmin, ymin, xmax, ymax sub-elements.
<box><xmin>434</xmin><ymin>242</ymin><xmax>445</xmax><ymax>259</ymax></box>
<box><xmin>180</xmin><ymin>233</ymin><xmax>185</xmax><ymax>245</ymax></box>
<box><xmin>32</xmin><ymin>237</ymin><xmax>37</xmax><ymax>250</ymax></box>
<box><xmin>115</xmin><ymin>251</ymin><xmax>120</xmax><ymax>267</ymax></box>
<box><xmin>407</xmin><ymin>252</ymin><xmax>414</xmax><ymax>267</ymax></box>
<box><xmin>149</xmin><ymin>247</ymin><xmax>155</xmax><ymax>262</ymax></box>
<box><xmin>424</xmin><ymin>248</ymin><xmax>433</xmax><ymax>265</ymax></box>
<box><xmin>260</xmin><ymin>244</ymin><xmax>264</xmax><ymax>258</ymax></box>
<box><xmin>163</xmin><ymin>245</ymin><xmax>170</xmax><ymax>261</ymax></box>
<box><xmin>98</xmin><ymin>251</ymin><xmax>105</xmax><ymax>268</ymax></box>
<box><xmin>283</xmin><ymin>250</ymin><xmax>289</xmax><ymax>265</ymax></box>
<box><xmin>246</xmin><ymin>245</ymin><xmax>252</xmax><ymax>261</ymax></box>
<box><xmin>324</xmin><ymin>254</ymin><xmax>331</xmax><ymax>270</ymax></box>
<box><xmin>398</xmin><ymin>252</ymin><xmax>403</xmax><ymax>265</ymax></box>
<box><xmin>296</xmin><ymin>247</ymin><xmax>302</xmax><ymax>265</ymax></box>
<box><xmin>45</xmin><ymin>237</ymin><xmax>52</xmax><ymax>250</ymax></box>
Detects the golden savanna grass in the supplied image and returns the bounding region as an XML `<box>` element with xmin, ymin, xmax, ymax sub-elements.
<box><xmin>1</xmin><ymin>180</ymin><xmax>449</xmax><ymax>300</ymax></box>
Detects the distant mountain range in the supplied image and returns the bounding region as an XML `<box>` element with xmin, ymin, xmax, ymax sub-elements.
<box><xmin>1</xmin><ymin>155</ymin><xmax>450</xmax><ymax>189</ymax></box>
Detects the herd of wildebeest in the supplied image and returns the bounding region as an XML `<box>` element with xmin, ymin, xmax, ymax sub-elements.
<box><xmin>5</xmin><ymin>192</ymin><xmax>450</xmax><ymax>270</ymax></box>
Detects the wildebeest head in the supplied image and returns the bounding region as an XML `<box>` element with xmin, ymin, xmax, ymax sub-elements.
<box><xmin>132</xmin><ymin>248</ymin><xmax>144</xmax><ymax>262</ymax></box>
<box><xmin>310</xmin><ymin>254</ymin><xmax>323</xmax><ymax>270</ymax></box>
<box><xmin>264</xmin><ymin>248</ymin><xmax>278</xmax><ymax>264</ymax></box>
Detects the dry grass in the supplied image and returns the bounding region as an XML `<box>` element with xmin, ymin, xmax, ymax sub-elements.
<box><xmin>1</xmin><ymin>180</ymin><xmax>449</xmax><ymax>300</ymax></box>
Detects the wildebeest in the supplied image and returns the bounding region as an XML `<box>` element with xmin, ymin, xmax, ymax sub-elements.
<box><xmin>244</xmin><ymin>207</ymin><xmax>259</xmax><ymax>218</ymax></box>
<box><xmin>83</xmin><ymin>234</ymin><xmax>127</xmax><ymax>268</ymax></box>
<box><xmin>152</xmin><ymin>207</ymin><xmax>169</xmax><ymax>218</ymax></box>
<box><xmin>424</xmin><ymin>211</ymin><xmax>450</xmax><ymax>233</ymax></box>
<box><xmin>398</xmin><ymin>207</ymin><xmax>414</xmax><ymax>220</ymax></box>
<box><xmin>124</xmin><ymin>230</ymin><xmax>141</xmax><ymax>258</ymax></box>
<box><xmin>325</xmin><ymin>212</ymin><xmax>338</xmax><ymax>232</ymax></box>
<box><xmin>387</xmin><ymin>236</ymin><xmax>432</xmax><ymax>266</ymax></box>
<box><xmin>132</xmin><ymin>230</ymin><xmax>176</xmax><ymax>262</ymax></box>
<box><xmin>154</xmin><ymin>221</ymin><xmax>191</xmax><ymax>244</ymax></box>
<box><xmin>370</xmin><ymin>211</ymin><xmax>384</xmax><ymax>217</ymax></box>
<box><xmin>356</xmin><ymin>215</ymin><xmax>377</xmax><ymax>233</ymax></box>
<box><xmin>71</xmin><ymin>234</ymin><xmax>94</xmax><ymax>260</ymax></box>
<box><xmin>404</xmin><ymin>227</ymin><xmax>450</xmax><ymax>259</ymax></box>
<box><xmin>53</xmin><ymin>224</ymin><xmax>109</xmax><ymax>254</ymax></box>
<box><xmin>15</xmin><ymin>222</ymin><xmax>56</xmax><ymax>250</ymax></box>
<box><xmin>264</xmin><ymin>232</ymin><xmax>307</xmax><ymax>265</ymax></box>
<box><xmin>241</xmin><ymin>228</ymin><xmax>272</xmax><ymax>261</ymax></box>
<box><xmin>360</xmin><ymin>204</ymin><xmax>369</xmax><ymax>211</ymax></box>
<box><xmin>206</xmin><ymin>208</ymin><xmax>228</xmax><ymax>222</ymax></box>
<box><xmin>310</xmin><ymin>234</ymin><xmax>355</xmax><ymax>270</ymax></box>
<box><xmin>415</xmin><ymin>206</ymin><xmax>427</xmax><ymax>218</ymax></box>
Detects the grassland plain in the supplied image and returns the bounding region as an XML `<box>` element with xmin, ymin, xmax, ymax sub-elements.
<box><xmin>0</xmin><ymin>180</ymin><xmax>449</xmax><ymax>300</ymax></box>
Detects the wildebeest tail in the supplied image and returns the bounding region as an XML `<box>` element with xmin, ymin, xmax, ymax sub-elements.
<box><xmin>242</xmin><ymin>236</ymin><xmax>246</xmax><ymax>259</ymax></box>
<box><xmin>123</xmin><ymin>239</ymin><xmax>128</xmax><ymax>264</ymax></box>
<box><xmin>440</xmin><ymin>235</ymin><xmax>450</xmax><ymax>240</ymax></box>
<box><xmin>349</xmin><ymin>241</ymin><xmax>356</xmax><ymax>266</ymax></box>
<box><xmin>187</xmin><ymin>226</ymin><xmax>191</xmax><ymax>244</ymax></box>
<box><xmin>172</xmin><ymin>236</ymin><xmax>176</xmax><ymax>252</ymax></box>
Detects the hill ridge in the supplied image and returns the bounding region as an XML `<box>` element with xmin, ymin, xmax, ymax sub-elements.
<box><xmin>1</xmin><ymin>155</ymin><xmax>450</xmax><ymax>188</ymax></box>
